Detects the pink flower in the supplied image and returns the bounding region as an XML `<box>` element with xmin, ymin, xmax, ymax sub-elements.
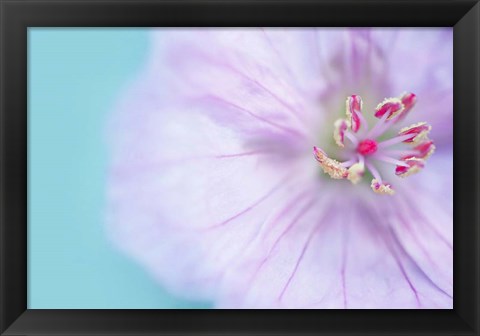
<box><xmin>107</xmin><ymin>28</ymin><xmax>453</xmax><ymax>308</ymax></box>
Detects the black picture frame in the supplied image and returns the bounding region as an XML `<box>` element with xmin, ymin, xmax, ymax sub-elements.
<box><xmin>1</xmin><ymin>0</ymin><xmax>479</xmax><ymax>335</ymax></box>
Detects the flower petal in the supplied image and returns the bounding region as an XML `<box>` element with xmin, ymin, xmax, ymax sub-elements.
<box><xmin>314</xmin><ymin>29</ymin><xmax>393</xmax><ymax>119</ymax></box>
<box><xmin>216</xmin><ymin>184</ymin><xmax>452</xmax><ymax>308</ymax></box>
<box><xmin>107</xmin><ymin>75</ymin><xmax>316</xmax><ymax>300</ymax></box>
<box><xmin>156</xmin><ymin>29</ymin><xmax>327</xmax><ymax>141</ymax></box>
<box><xmin>388</xmin><ymin>150</ymin><xmax>453</xmax><ymax>300</ymax></box>
<box><xmin>373</xmin><ymin>28</ymin><xmax>452</xmax><ymax>143</ymax></box>
<box><xmin>108</xmin><ymin>28</ymin><xmax>453</xmax><ymax>309</ymax></box>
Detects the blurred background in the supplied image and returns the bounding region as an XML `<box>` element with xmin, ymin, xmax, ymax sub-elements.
<box><xmin>28</xmin><ymin>28</ymin><xmax>211</xmax><ymax>308</ymax></box>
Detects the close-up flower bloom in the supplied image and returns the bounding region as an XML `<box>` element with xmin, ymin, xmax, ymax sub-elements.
<box><xmin>107</xmin><ymin>28</ymin><xmax>453</xmax><ymax>308</ymax></box>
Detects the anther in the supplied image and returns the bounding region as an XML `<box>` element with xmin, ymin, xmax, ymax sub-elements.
<box><xmin>398</xmin><ymin>122</ymin><xmax>431</xmax><ymax>144</ymax></box>
<box><xmin>313</xmin><ymin>146</ymin><xmax>349</xmax><ymax>179</ymax></box>
<box><xmin>346</xmin><ymin>95</ymin><xmax>363</xmax><ymax>133</ymax></box>
<box><xmin>395</xmin><ymin>158</ymin><xmax>425</xmax><ymax>177</ymax></box>
<box><xmin>347</xmin><ymin>162</ymin><xmax>365</xmax><ymax>184</ymax></box>
<box><xmin>371</xmin><ymin>179</ymin><xmax>395</xmax><ymax>195</ymax></box>
<box><xmin>374</xmin><ymin>98</ymin><xmax>404</xmax><ymax>120</ymax></box>
<box><xmin>412</xmin><ymin>140</ymin><xmax>435</xmax><ymax>160</ymax></box>
<box><xmin>333</xmin><ymin>119</ymin><xmax>348</xmax><ymax>147</ymax></box>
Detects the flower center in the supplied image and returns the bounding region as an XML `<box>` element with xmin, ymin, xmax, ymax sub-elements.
<box><xmin>314</xmin><ymin>93</ymin><xmax>435</xmax><ymax>195</ymax></box>
<box><xmin>357</xmin><ymin>139</ymin><xmax>377</xmax><ymax>156</ymax></box>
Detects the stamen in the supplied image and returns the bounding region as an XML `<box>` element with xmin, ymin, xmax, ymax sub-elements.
<box><xmin>347</xmin><ymin>162</ymin><xmax>365</xmax><ymax>184</ymax></box>
<box><xmin>366</xmin><ymin>111</ymin><xmax>389</xmax><ymax>139</ymax></box>
<box><xmin>357</xmin><ymin>112</ymin><xmax>369</xmax><ymax>133</ymax></box>
<box><xmin>314</xmin><ymin>93</ymin><xmax>431</xmax><ymax>195</ymax></box>
<box><xmin>367</xmin><ymin>161</ymin><xmax>395</xmax><ymax>195</ymax></box>
<box><xmin>371</xmin><ymin>179</ymin><xmax>395</xmax><ymax>195</ymax></box>
<box><xmin>411</xmin><ymin>140</ymin><xmax>435</xmax><ymax>160</ymax></box>
<box><xmin>313</xmin><ymin>146</ymin><xmax>348</xmax><ymax>179</ymax></box>
<box><xmin>344</xmin><ymin>131</ymin><xmax>359</xmax><ymax>146</ymax></box>
<box><xmin>333</xmin><ymin>119</ymin><xmax>348</xmax><ymax>147</ymax></box>
<box><xmin>398</xmin><ymin>122</ymin><xmax>431</xmax><ymax>144</ymax></box>
<box><xmin>388</xmin><ymin>92</ymin><xmax>418</xmax><ymax>123</ymax></box>
<box><xmin>398</xmin><ymin>92</ymin><xmax>417</xmax><ymax>119</ymax></box>
<box><xmin>340</xmin><ymin>158</ymin><xmax>357</xmax><ymax>167</ymax></box>
<box><xmin>372</xmin><ymin>154</ymin><xmax>410</xmax><ymax>167</ymax></box>
<box><xmin>395</xmin><ymin>158</ymin><xmax>425</xmax><ymax>177</ymax></box>
<box><xmin>358</xmin><ymin>154</ymin><xmax>364</xmax><ymax>167</ymax></box>
<box><xmin>346</xmin><ymin>95</ymin><xmax>363</xmax><ymax>133</ymax></box>
<box><xmin>374</xmin><ymin>98</ymin><xmax>404</xmax><ymax>120</ymax></box>
<box><xmin>377</xmin><ymin>134</ymin><xmax>413</xmax><ymax>149</ymax></box>
<box><xmin>365</xmin><ymin>161</ymin><xmax>382</xmax><ymax>183</ymax></box>
<box><xmin>381</xmin><ymin>149</ymin><xmax>420</xmax><ymax>157</ymax></box>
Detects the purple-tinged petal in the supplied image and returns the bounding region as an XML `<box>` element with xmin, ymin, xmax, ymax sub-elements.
<box><xmin>216</xmin><ymin>184</ymin><xmax>452</xmax><ymax>308</ymax></box>
<box><xmin>107</xmin><ymin>73</ymin><xmax>316</xmax><ymax>300</ymax></box>
<box><xmin>372</xmin><ymin>28</ymin><xmax>453</xmax><ymax>144</ymax></box>
<box><xmin>154</xmin><ymin>29</ymin><xmax>328</xmax><ymax>140</ymax></box>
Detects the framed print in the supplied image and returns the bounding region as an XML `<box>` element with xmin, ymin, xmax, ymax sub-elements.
<box><xmin>1</xmin><ymin>0</ymin><xmax>479</xmax><ymax>335</ymax></box>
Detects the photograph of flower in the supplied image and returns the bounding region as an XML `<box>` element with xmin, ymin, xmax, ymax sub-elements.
<box><xmin>107</xmin><ymin>28</ymin><xmax>452</xmax><ymax>309</ymax></box>
<box><xmin>28</xmin><ymin>27</ymin><xmax>452</xmax><ymax>310</ymax></box>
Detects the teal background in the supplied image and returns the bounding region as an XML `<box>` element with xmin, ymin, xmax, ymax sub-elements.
<box><xmin>28</xmin><ymin>28</ymin><xmax>210</xmax><ymax>308</ymax></box>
